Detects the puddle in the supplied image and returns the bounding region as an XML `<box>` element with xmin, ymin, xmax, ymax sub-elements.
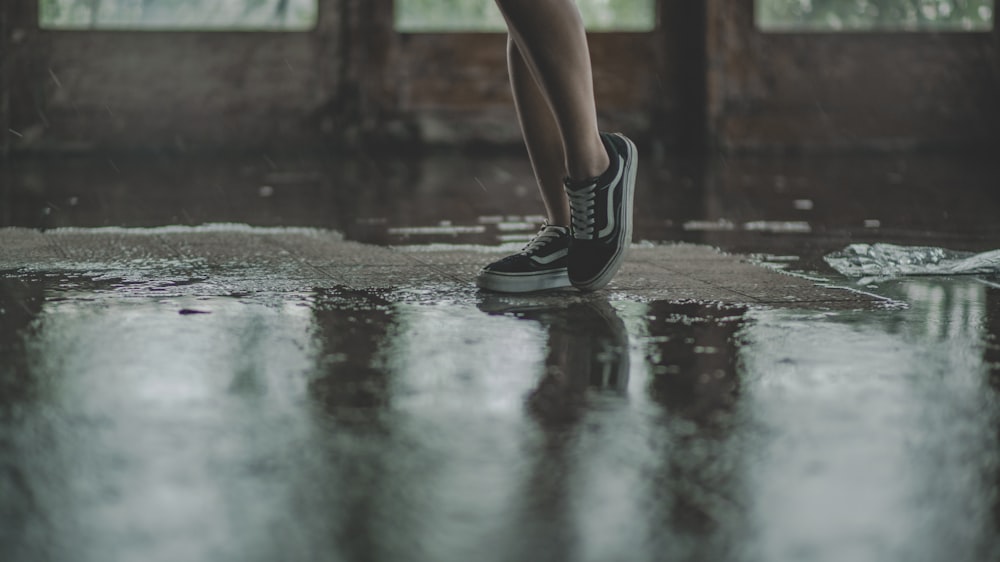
<box><xmin>4</xmin><ymin>151</ymin><xmax>1000</xmax><ymax>559</ymax></box>
<box><xmin>7</xmin><ymin>141</ymin><xmax>1000</xmax><ymax>560</ymax></box>
<box><xmin>2</xmin><ymin>269</ymin><xmax>1000</xmax><ymax>561</ymax></box>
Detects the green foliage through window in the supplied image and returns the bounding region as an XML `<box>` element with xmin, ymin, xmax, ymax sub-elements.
<box><xmin>39</xmin><ymin>0</ymin><xmax>318</xmax><ymax>30</ymax></box>
<box><xmin>395</xmin><ymin>0</ymin><xmax>656</xmax><ymax>32</ymax></box>
<box><xmin>757</xmin><ymin>0</ymin><xmax>994</xmax><ymax>31</ymax></box>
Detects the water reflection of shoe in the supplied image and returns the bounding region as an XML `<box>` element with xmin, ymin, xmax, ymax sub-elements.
<box><xmin>526</xmin><ymin>298</ymin><xmax>631</xmax><ymax>424</ymax></box>
<box><xmin>478</xmin><ymin>295</ymin><xmax>630</xmax><ymax>426</ymax></box>
<box><xmin>564</xmin><ymin>132</ymin><xmax>638</xmax><ymax>292</ymax></box>
<box><xmin>476</xmin><ymin>292</ymin><xmax>567</xmax><ymax>316</ymax></box>
<box><xmin>476</xmin><ymin>224</ymin><xmax>572</xmax><ymax>293</ymax></box>
<box><xmin>558</xmin><ymin>299</ymin><xmax>631</xmax><ymax>392</ymax></box>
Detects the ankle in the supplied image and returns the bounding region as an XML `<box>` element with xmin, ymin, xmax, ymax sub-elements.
<box><xmin>567</xmin><ymin>135</ymin><xmax>611</xmax><ymax>180</ymax></box>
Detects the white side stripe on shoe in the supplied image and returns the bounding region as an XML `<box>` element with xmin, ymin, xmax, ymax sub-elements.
<box><xmin>531</xmin><ymin>248</ymin><xmax>569</xmax><ymax>265</ymax></box>
<box><xmin>598</xmin><ymin>153</ymin><xmax>626</xmax><ymax>239</ymax></box>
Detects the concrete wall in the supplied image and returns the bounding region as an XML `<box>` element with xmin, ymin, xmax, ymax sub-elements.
<box><xmin>707</xmin><ymin>0</ymin><xmax>1000</xmax><ymax>151</ymax></box>
<box><xmin>2</xmin><ymin>0</ymin><xmax>687</xmax><ymax>152</ymax></box>
<box><xmin>2</xmin><ymin>0</ymin><xmax>999</xmax><ymax>153</ymax></box>
<box><xmin>3</xmin><ymin>0</ymin><xmax>362</xmax><ymax>152</ymax></box>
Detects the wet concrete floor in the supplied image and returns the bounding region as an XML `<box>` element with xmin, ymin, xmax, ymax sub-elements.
<box><xmin>2</xmin><ymin>151</ymin><xmax>1000</xmax><ymax>561</ymax></box>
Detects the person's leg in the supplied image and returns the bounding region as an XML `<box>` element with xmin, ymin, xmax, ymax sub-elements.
<box><xmin>507</xmin><ymin>36</ymin><xmax>570</xmax><ymax>227</ymax></box>
<box><xmin>478</xmin><ymin>0</ymin><xmax>637</xmax><ymax>294</ymax></box>
<box><xmin>473</xmin><ymin>28</ymin><xmax>591</xmax><ymax>294</ymax></box>
<box><xmin>495</xmin><ymin>0</ymin><xmax>609</xmax><ymax>181</ymax></box>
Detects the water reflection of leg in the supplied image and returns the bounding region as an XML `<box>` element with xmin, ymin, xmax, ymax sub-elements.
<box><xmin>477</xmin><ymin>295</ymin><xmax>630</xmax><ymax>559</ymax></box>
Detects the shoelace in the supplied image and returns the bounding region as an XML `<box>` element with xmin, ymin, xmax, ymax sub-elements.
<box><xmin>521</xmin><ymin>226</ymin><xmax>565</xmax><ymax>256</ymax></box>
<box><xmin>567</xmin><ymin>182</ymin><xmax>598</xmax><ymax>239</ymax></box>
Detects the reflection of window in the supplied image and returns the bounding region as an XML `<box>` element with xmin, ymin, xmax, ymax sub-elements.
<box><xmin>39</xmin><ymin>0</ymin><xmax>318</xmax><ymax>30</ymax></box>
<box><xmin>395</xmin><ymin>0</ymin><xmax>656</xmax><ymax>32</ymax></box>
<box><xmin>757</xmin><ymin>0</ymin><xmax>994</xmax><ymax>31</ymax></box>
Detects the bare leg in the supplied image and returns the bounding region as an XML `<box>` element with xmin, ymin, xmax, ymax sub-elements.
<box><xmin>495</xmin><ymin>0</ymin><xmax>610</xmax><ymax>181</ymax></box>
<box><xmin>477</xmin><ymin>0</ymin><xmax>631</xmax><ymax>294</ymax></box>
<box><xmin>508</xmin><ymin>37</ymin><xmax>571</xmax><ymax>227</ymax></box>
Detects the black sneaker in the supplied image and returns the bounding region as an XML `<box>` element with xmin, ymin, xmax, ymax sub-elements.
<box><xmin>564</xmin><ymin>132</ymin><xmax>638</xmax><ymax>292</ymax></box>
<box><xmin>476</xmin><ymin>224</ymin><xmax>572</xmax><ymax>293</ymax></box>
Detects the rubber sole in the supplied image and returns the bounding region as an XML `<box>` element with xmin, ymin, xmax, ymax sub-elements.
<box><xmin>476</xmin><ymin>269</ymin><xmax>572</xmax><ymax>294</ymax></box>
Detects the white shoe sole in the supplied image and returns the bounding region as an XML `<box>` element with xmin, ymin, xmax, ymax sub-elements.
<box><xmin>476</xmin><ymin>269</ymin><xmax>572</xmax><ymax>293</ymax></box>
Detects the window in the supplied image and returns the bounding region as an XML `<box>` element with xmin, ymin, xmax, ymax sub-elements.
<box><xmin>757</xmin><ymin>0</ymin><xmax>994</xmax><ymax>32</ymax></box>
<box><xmin>39</xmin><ymin>0</ymin><xmax>318</xmax><ymax>31</ymax></box>
<box><xmin>394</xmin><ymin>0</ymin><xmax>656</xmax><ymax>32</ymax></box>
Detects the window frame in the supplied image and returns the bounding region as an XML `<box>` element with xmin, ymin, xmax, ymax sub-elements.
<box><xmin>753</xmin><ymin>0</ymin><xmax>996</xmax><ymax>34</ymax></box>
<box><xmin>37</xmin><ymin>0</ymin><xmax>320</xmax><ymax>33</ymax></box>
<box><xmin>392</xmin><ymin>0</ymin><xmax>659</xmax><ymax>34</ymax></box>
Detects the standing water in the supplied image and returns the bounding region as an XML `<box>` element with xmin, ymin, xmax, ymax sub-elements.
<box><xmin>1</xmin><ymin>266</ymin><xmax>999</xmax><ymax>562</ymax></box>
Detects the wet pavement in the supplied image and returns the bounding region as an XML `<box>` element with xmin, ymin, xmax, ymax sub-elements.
<box><xmin>2</xmin><ymin>151</ymin><xmax>1000</xmax><ymax>561</ymax></box>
